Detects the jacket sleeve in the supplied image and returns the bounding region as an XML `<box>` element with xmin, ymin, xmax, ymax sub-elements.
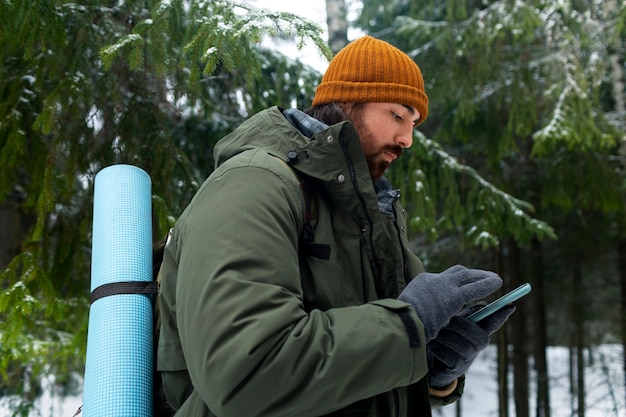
<box><xmin>173</xmin><ymin>151</ymin><xmax>429</xmax><ymax>417</ymax></box>
<box><xmin>429</xmin><ymin>375</ymin><xmax>465</xmax><ymax>407</ymax></box>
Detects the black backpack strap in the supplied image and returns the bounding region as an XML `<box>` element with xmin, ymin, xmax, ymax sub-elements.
<box><xmin>277</xmin><ymin>152</ymin><xmax>332</xmax><ymax>260</ymax></box>
<box><xmin>300</xmin><ymin>233</ymin><xmax>331</xmax><ymax>260</ymax></box>
<box><xmin>298</xmin><ymin>179</ymin><xmax>331</xmax><ymax>260</ymax></box>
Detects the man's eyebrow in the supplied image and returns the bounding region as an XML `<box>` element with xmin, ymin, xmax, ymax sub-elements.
<box><xmin>402</xmin><ymin>104</ymin><xmax>420</xmax><ymax>124</ymax></box>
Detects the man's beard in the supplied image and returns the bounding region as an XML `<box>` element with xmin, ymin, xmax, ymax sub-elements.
<box><xmin>347</xmin><ymin>105</ymin><xmax>402</xmax><ymax>179</ymax></box>
<box><xmin>365</xmin><ymin>142</ymin><xmax>402</xmax><ymax>179</ymax></box>
<box><xmin>355</xmin><ymin>121</ymin><xmax>403</xmax><ymax>179</ymax></box>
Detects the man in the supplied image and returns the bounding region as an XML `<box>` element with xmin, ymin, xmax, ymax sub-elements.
<box><xmin>157</xmin><ymin>36</ymin><xmax>515</xmax><ymax>416</ymax></box>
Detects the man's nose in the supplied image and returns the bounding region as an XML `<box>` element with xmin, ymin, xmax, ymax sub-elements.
<box><xmin>396</xmin><ymin>128</ymin><xmax>414</xmax><ymax>149</ymax></box>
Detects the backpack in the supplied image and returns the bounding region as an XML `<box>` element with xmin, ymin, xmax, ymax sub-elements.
<box><xmin>150</xmin><ymin>171</ymin><xmax>330</xmax><ymax>416</ymax></box>
<box><xmin>152</xmin><ymin>233</ymin><xmax>174</xmax><ymax>417</ymax></box>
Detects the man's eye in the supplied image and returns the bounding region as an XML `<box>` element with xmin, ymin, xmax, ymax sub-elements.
<box><xmin>392</xmin><ymin>112</ymin><xmax>403</xmax><ymax>121</ymax></box>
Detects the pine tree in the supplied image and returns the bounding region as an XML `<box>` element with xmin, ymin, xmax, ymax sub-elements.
<box><xmin>0</xmin><ymin>0</ymin><xmax>330</xmax><ymax>413</ymax></box>
<box><xmin>356</xmin><ymin>0</ymin><xmax>626</xmax><ymax>416</ymax></box>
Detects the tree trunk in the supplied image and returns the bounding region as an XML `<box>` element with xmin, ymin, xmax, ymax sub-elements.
<box><xmin>495</xmin><ymin>245</ymin><xmax>509</xmax><ymax>417</ymax></box>
<box><xmin>610</xmin><ymin>31</ymin><xmax>626</xmax><ymax>417</ymax></box>
<box><xmin>576</xmin><ymin>343</ymin><xmax>585</xmax><ymax>417</ymax></box>
<box><xmin>609</xmin><ymin>38</ymin><xmax>626</xmax><ymax>411</ymax></box>
<box><xmin>619</xmin><ymin>238</ymin><xmax>626</xmax><ymax>410</ymax></box>
<box><xmin>0</xmin><ymin>193</ymin><xmax>33</xmax><ymax>271</ymax></box>
<box><xmin>571</xmin><ymin>263</ymin><xmax>585</xmax><ymax>417</ymax></box>
<box><xmin>497</xmin><ymin>330</ymin><xmax>509</xmax><ymax>417</ymax></box>
<box><xmin>531</xmin><ymin>238</ymin><xmax>550</xmax><ymax>417</ymax></box>
<box><xmin>509</xmin><ymin>239</ymin><xmax>530</xmax><ymax>417</ymax></box>
<box><xmin>569</xmin><ymin>344</ymin><xmax>576</xmax><ymax>413</ymax></box>
<box><xmin>324</xmin><ymin>0</ymin><xmax>348</xmax><ymax>54</ymax></box>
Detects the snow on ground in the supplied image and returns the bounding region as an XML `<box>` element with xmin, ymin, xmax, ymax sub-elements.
<box><xmin>433</xmin><ymin>344</ymin><xmax>624</xmax><ymax>417</ymax></box>
<box><xmin>2</xmin><ymin>345</ymin><xmax>623</xmax><ymax>416</ymax></box>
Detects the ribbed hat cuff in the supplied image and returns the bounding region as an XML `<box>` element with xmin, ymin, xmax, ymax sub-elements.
<box><xmin>312</xmin><ymin>81</ymin><xmax>429</xmax><ymax>124</ymax></box>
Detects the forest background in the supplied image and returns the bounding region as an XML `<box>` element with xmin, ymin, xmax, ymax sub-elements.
<box><xmin>1</xmin><ymin>0</ymin><xmax>625</xmax><ymax>416</ymax></box>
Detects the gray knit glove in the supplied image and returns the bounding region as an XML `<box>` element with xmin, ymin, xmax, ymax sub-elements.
<box><xmin>427</xmin><ymin>304</ymin><xmax>516</xmax><ymax>388</ymax></box>
<box><xmin>397</xmin><ymin>265</ymin><xmax>503</xmax><ymax>343</ymax></box>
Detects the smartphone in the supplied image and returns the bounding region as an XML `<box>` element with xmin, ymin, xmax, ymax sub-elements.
<box><xmin>466</xmin><ymin>283</ymin><xmax>532</xmax><ymax>323</ymax></box>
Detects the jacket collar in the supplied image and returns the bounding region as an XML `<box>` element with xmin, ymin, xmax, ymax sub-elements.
<box><xmin>213</xmin><ymin>106</ymin><xmax>392</xmax><ymax>220</ymax></box>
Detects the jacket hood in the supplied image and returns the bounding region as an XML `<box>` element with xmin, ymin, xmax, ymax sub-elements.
<box><xmin>214</xmin><ymin>107</ymin><xmax>307</xmax><ymax>168</ymax></box>
<box><xmin>213</xmin><ymin>106</ymin><xmax>372</xmax><ymax>189</ymax></box>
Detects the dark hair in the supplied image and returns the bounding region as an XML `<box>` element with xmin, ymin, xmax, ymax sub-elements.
<box><xmin>304</xmin><ymin>103</ymin><xmax>350</xmax><ymax>126</ymax></box>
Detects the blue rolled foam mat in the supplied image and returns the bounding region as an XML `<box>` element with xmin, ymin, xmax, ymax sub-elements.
<box><xmin>83</xmin><ymin>164</ymin><xmax>153</xmax><ymax>416</ymax></box>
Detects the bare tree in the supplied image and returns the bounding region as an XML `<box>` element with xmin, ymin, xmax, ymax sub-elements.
<box><xmin>531</xmin><ymin>238</ymin><xmax>551</xmax><ymax>417</ymax></box>
<box><xmin>618</xmin><ymin>239</ymin><xmax>626</xmax><ymax>406</ymax></box>
<box><xmin>508</xmin><ymin>239</ymin><xmax>531</xmax><ymax>417</ymax></box>
<box><xmin>0</xmin><ymin>194</ymin><xmax>33</xmax><ymax>270</ymax></box>
<box><xmin>494</xmin><ymin>247</ymin><xmax>510</xmax><ymax>417</ymax></box>
<box><xmin>610</xmin><ymin>40</ymin><xmax>626</xmax><ymax>414</ymax></box>
<box><xmin>325</xmin><ymin>0</ymin><xmax>348</xmax><ymax>53</ymax></box>
<box><xmin>570</xmin><ymin>264</ymin><xmax>586</xmax><ymax>417</ymax></box>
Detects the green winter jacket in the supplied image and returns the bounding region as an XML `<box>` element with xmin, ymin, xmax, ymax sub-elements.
<box><xmin>157</xmin><ymin>106</ymin><xmax>463</xmax><ymax>416</ymax></box>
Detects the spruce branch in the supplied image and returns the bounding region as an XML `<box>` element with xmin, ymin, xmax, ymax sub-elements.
<box><xmin>99</xmin><ymin>0</ymin><xmax>331</xmax><ymax>83</ymax></box>
<box><xmin>405</xmin><ymin>132</ymin><xmax>557</xmax><ymax>248</ymax></box>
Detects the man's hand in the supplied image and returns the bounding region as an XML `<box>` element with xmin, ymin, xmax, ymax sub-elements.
<box><xmin>427</xmin><ymin>304</ymin><xmax>516</xmax><ymax>388</ymax></box>
<box><xmin>397</xmin><ymin>265</ymin><xmax>503</xmax><ymax>342</ymax></box>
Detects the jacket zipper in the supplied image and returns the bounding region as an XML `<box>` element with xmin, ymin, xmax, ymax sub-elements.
<box><xmin>337</xmin><ymin>133</ymin><xmax>384</xmax><ymax>296</ymax></box>
<box><xmin>338</xmin><ymin>130</ymin><xmax>400</xmax><ymax>417</ymax></box>
<box><xmin>391</xmin><ymin>200</ymin><xmax>408</xmax><ymax>296</ymax></box>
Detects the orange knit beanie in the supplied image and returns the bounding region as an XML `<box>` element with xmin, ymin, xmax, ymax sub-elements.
<box><xmin>312</xmin><ymin>36</ymin><xmax>429</xmax><ymax>124</ymax></box>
